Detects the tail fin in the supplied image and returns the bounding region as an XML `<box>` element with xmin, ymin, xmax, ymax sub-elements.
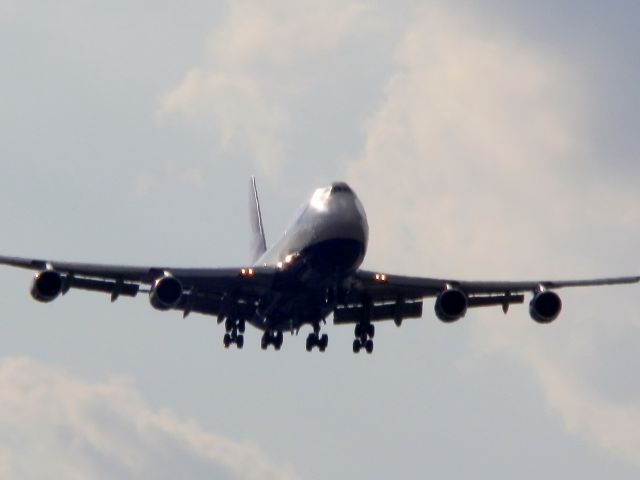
<box><xmin>249</xmin><ymin>176</ymin><xmax>267</xmax><ymax>263</ymax></box>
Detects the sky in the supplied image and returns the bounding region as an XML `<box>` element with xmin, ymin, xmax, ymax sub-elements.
<box><xmin>0</xmin><ymin>1</ymin><xmax>639</xmax><ymax>478</ymax></box>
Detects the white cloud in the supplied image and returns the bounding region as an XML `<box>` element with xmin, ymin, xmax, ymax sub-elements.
<box><xmin>474</xmin><ymin>318</ymin><xmax>640</xmax><ymax>465</ymax></box>
<box><xmin>159</xmin><ymin>0</ymin><xmax>381</xmax><ymax>175</ymax></box>
<box><xmin>0</xmin><ymin>357</ymin><xmax>300</xmax><ymax>480</ymax></box>
<box><xmin>158</xmin><ymin>0</ymin><xmax>640</xmax><ymax>467</ymax></box>
<box><xmin>346</xmin><ymin>4</ymin><xmax>640</xmax><ymax>467</ymax></box>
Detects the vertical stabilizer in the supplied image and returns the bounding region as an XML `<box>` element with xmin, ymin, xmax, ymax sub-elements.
<box><xmin>249</xmin><ymin>176</ymin><xmax>267</xmax><ymax>263</ymax></box>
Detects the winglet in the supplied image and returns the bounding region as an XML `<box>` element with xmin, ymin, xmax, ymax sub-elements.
<box><xmin>249</xmin><ymin>176</ymin><xmax>267</xmax><ymax>263</ymax></box>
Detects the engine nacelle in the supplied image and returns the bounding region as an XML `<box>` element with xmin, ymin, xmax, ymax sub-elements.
<box><xmin>149</xmin><ymin>274</ymin><xmax>183</xmax><ymax>310</ymax></box>
<box><xmin>31</xmin><ymin>270</ymin><xmax>63</xmax><ymax>303</ymax></box>
<box><xmin>529</xmin><ymin>290</ymin><xmax>562</xmax><ymax>323</ymax></box>
<box><xmin>435</xmin><ymin>287</ymin><xmax>468</xmax><ymax>322</ymax></box>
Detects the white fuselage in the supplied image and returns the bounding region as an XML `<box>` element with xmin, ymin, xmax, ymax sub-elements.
<box><xmin>256</xmin><ymin>182</ymin><xmax>369</xmax><ymax>277</ymax></box>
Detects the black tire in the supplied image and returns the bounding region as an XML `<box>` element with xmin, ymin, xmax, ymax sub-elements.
<box><xmin>320</xmin><ymin>334</ymin><xmax>328</xmax><ymax>351</ymax></box>
<box><xmin>237</xmin><ymin>335</ymin><xmax>244</xmax><ymax>349</ymax></box>
<box><xmin>238</xmin><ymin>320</ymin><xmax>246</xmax><ymax>334</ymax></box>
<box><xmin>367</xmin><ymin>324</ymin><xmax>375</xmax><ymax>338</ymax></box>
<box><xmin>225</xmin><ymin>318</ymin><xmax>234</xmax><ymax>332</ymax></box>
<box><xmin>275</xmin><ymin>331</ymin><xmax>284</xmax><ymax>348</ymax></box>
<box><xmin>223</xmin><ymin>333</ymin><xmax>231</xmax><ymax>348</ymax></box>
<box><xmin>306</xmin><ymin>334</ymin><xmax>314</xmax><ymax>352</ymax></box>
<box><xmin>353</xmin><ymin>339</ymin><xmax>361</xmax><ymax>353</ymax></box>
<box><xmin>261</xmin><ymin>334</ymin><xmax>269</xmax><ymax>350</ymax></box>
<box><xmin>355</xmin><ymin>324</ymin><xmax>363</xmax><ymax>338</ymax></box>
<box><xmin>365</xmin><ymin>339</ymin><xmax>374</xmax><ymax>354</ymax></box>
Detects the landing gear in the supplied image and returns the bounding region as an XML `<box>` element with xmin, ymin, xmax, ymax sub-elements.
<box><xmin>223</xmin><ymin>318</ymin><xmax>244</xmax><ymax>349</ymax></box>
<box><xmin>306</xmin><ymin>333</ymin><xmax>328</xmax><ymax>352</ymax></box>
<box><xmin>261</xmin><ymin>330</ymin><xmax>284</xmax><ymax>350</ymax></box>
<box><xmin>353</xmin><ymin>322</ymin><xmax>374</xmax><ymax>354</ymax></box>
<box><xmin>306</xmin><ymin>322</ymin><xmax>328</xmax><ymax>352</ymax></box>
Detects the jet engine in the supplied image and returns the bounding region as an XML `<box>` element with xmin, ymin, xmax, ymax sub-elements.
<box><xmin>435</xmin><ymin>287</ymin><xmax>468</xmax><ymax>322</ymax></box>
<box><xmin>529</xmin><ymin>290</ymin><xmax>562</xmax><ymax>323</ymax></box>
<box><xmin>149</xmin><ymin>274</ymin><xmax>183</xmax><ymax>310</ymax></box>
<box><xmin>31</xmin><ymin>270</ymin><xmax>63</xmax><ymax>303</ymax></box>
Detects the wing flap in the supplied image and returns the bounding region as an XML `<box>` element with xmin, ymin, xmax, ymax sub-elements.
<box><xmin>334</xmin><ymin>300</ymin><xmax>423</xmax><ymax>324</ymax></box>
<box><xmin>67</xmin><ymin>276</ymin><xmax>140</xmax><ymax>299</ymax></box>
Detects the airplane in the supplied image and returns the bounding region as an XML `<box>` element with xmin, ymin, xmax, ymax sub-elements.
<box><xmin>0</xmin><ymin>178</ymin><xmax>638</xmax><ymax>354</ymax></box>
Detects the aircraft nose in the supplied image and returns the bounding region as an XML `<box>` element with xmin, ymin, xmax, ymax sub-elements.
<box><xmin>329</xmin><ymin>182</ymin><xmax>353</xmax><ymax>194</ymax></box>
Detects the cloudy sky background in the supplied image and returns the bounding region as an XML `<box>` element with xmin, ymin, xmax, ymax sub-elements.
<box><xmin>1</xmin><ymin>1</ymin><xmax>639</xmax><ymax>478</ymax></box>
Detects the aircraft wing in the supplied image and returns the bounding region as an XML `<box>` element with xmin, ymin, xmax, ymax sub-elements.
<box><xmin>353</xmin><ymin>269</ymin><xmax>640</xmax><ymax>299</ymax></box>
<box><xmin>0</xmin><ymin>255</ymin><xmax>277</xmax><ymax>318</ymax></box>
<box><xmin>332</xmin><ymin>269</ymin><xmax>640</xmax><ymax>325</ymax></box>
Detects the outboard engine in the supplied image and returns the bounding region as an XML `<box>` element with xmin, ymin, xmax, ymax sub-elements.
<box><xmin>149</xmin><ymin>274</ymin><xmax>183</xmax><ymax>310</ymax></box>
<box><xmin>529</xmin><ymin>290</ymin><xmax>562</xmax><ymax>323</ymax></box>
<box><xmin>31</xmin><ymin>270</ymin><xmax>63</xmax><ymax>303</ymax></box>
<box><xmin>435</xmin><ymin>287</ymin><xmax>468</xmax><ymax>322</ymax></box>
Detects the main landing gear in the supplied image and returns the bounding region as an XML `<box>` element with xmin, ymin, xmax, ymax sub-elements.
<box><xmin>223</xmin><ymin>318</ymin><xmax>245</xmax><ymax>349</ymax></box>
<box><xmin>353</xmin><ymin>322</ymin><xmax>374</xmax><ymax>354</ymax></box>
<box><xmin>306</xmin><ymin>323</ymin><xmax>328</xmax><ymax>352</ymax></box>
<box><xmin>261</xmin><ymin>330</ymin><xmax>284</xmax><ymax>350</ymax></box>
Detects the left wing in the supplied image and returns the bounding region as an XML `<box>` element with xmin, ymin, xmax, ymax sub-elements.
<box><xmin>0</xmin><ymin>255</ymin><xmax>277</xmax><ymax>319</ymax></box>
<box><xmin>333</xmin><ymin>269</ymin><xmax>640</xmax><ymax>325</ymax></box>
<box><xmin>352</xmin><ymin>269</ymin><xmax>640</xmax><ymax>298</ymax></box>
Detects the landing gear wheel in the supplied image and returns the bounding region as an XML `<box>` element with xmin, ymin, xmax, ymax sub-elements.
<box><xmin>319</xmin><ymin>334</ymin><xmax>328</xmax><ymax>352</ymax></box>
<box><xmin>353</xmin><ymin>321</ymin><xmax>375</xmax><ymax>354</ymax></box>
<box><xmin>238</xmin><ymin>320</ymin><xmax>246</xmax><ymax>334</ymax></box>
<box><xmin>306</xmin><ymin>334</ymin><xmax>314</xmax><ymax>352</ymax></box>
<box><xmin>261</xmin><ymin>333</ymin><xmax>269</xmax><ymax>350</ymax></box>
<box><xmin>223</xmin><ymin>333</ymin><xmax>231</xmax><ymax>348</ymax></box>
<box><xmin>354</xmin><ymin>323</ymin><xmax>363</xmax><ymax>338</ymax></box>
<box><xmin>367</xmin><ymin>324</ymin><xmax>375</xmax><ymax>338</ymax></box>
<box><xmin>236</xmin><ymin>334</ymin><xmax>244</xmax><ymax>349</ymax></box>
<box><xmin>275</xmin><ymin>331</ymin><xmax>284</xmax><ymax>350</ymax></box>
<box><xmin>365</xmin><ymin>339</ymin><xmax>374</xmax><ymax>354</ymax></box>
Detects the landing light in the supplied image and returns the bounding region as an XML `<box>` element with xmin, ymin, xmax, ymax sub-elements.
<box><xmin>240</xmin><ymin>268</ymin><xmax>255</xmax><ymax>278</ymax></box>
<box><xmin>277</xmin><ymin>254</ymin><xmax>298</xmax><ymax>270</ymax></box>
<box><xmin>374</xmin><ymin>273</ymin><xmax>388</xmax><ymax>283</ymax></box>
<box><xmin>285</xmin><ymin>253</ymin><xmax>300</xmax><ymax>264</ymax></box>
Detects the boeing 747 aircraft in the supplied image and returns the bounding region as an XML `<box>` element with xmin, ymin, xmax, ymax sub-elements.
<box><xmin>1</xmin><ymin>179</ymin><xmax>638</xmax><ymax>353</ymax></box>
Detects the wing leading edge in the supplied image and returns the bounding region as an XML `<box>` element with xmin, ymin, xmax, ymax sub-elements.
<box><xmin>341</xmin><ymin>269</ymin><xmax>639</xmax><ymax>325</ymax></box>
<box><xmin>354</xmin><ymin>269</ymin><xmax>640</xmax><ymax>298</ymax></box>
<box><xmin>0</xmin><ymin>254</ymin><xmax>277</xmax><ymax>319</ymax></box>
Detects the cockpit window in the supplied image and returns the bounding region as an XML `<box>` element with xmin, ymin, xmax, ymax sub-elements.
<box><xmin>330</xmin><ymin>182</ymin><xmax>352</xmax><ymax>194</ymax></box>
